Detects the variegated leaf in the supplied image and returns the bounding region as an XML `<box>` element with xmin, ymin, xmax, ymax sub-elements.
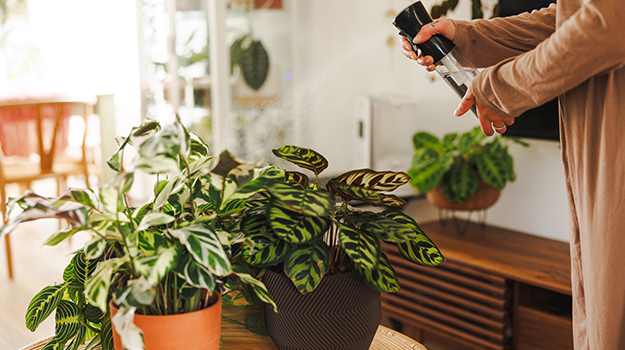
<box><xmin>180</xmin><ymin>255</ymin><xmax>216</xmax><ymax>290</ymax></box>
<box><xmin>85</xmin><ymin>258</ymin><xmax>126</xmax><ymax>312</ymax></box>
<box><xmin>84</xmin><ymin>236</ymin><xmax>107</xmax><ymax>260</ymax></box>
<box><xmin>133</xmin><ymin>246</ymin><xmax>178</xmax><ymax>285</ymax></box>
<box><xmin>242</xmin><ymin>233</ymin><xmax>289</xmax><ymax>267</ymax></box>
<box><xmin>221</xmin><ymin>166</ymin><xmax>285</xmax><ymax>205</ymax></box>
<box><xmin>285</xmin><ymin>171</ymin><xmax>309</xmax><ymax>188</ymax></box>
<box><xmin>337</xmin><ymin>222</ymin><xmax>380</xmax><ymax>270</ymax></box>
<box><xmin>218</xmin><ymin>198</ymin><xmax>248</xmax><ymax>218</ymax></box>
<box><xmin>111</xmin><ymin>306</ymin><xmax>144</xmax><ymax>350</ymax></box>
<box><xmin>136</xmin><ymin>212</ymin><xmax>175</xmax><ymax>232</ymax></box>
<box><xmin>272</xmin><ymin>145</ymin><xmax>328</xmax><ymax>176</ymax></box>
<box><xmin>54</xmin><ymin>300</ymin><xmax>80</xmax><ymax>343</ymax></box>
<box><xmin>169</xmin><ymin>224</ymin><xmax>231</xmax><ymax>276</ymax></box>
<box><xmin>26</xmin><ymin>284</ymin><xmax>66</xmax><ymax>332</ymax></box>
<box><xmin>265</xmin><ymin>181</ymin><xmax>335</xmax><ymax>216</ymax></box>
<box><xmin>235</xmin><ymin>271</ymin><xmax>277</xmax><ymax>312</ymax></box>
<box><xmin>267</xmin><ymin>199</ymin><xmax>331</xmax><ymax>244</ymax></box>
<box><xmin>43</xmin><ymin>227</ymin><xmax>81</xmax><ymax>247</ymax></box>
<box><xmin>351</xmin><ymin>252</ymin><xmax>400</xmax><ymax>292</ymax></box>
<box><xmin>240</xmin><ymin>213</ymin><xmax>269</xmax><ymax>235</ymax></box>
<box><xmin>284</xmin><ymin>238</ymin><xmax>331</xmax><ymax>294</ymax></box>
<box><xmin>327</xmin><ymin>181</ymin><xmax>406</xmax><ymax>208</ymax></box>
<box><xmin>330</xmin><ymin>169</ymin><xmax>410</xmax><ymax>192</ymax></box>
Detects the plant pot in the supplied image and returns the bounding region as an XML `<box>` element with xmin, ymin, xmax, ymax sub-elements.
<box><xmin>263</xmin><ymin>268</ymin><xmax>381</xmax><ymax>350</ymax></box>
<box><xmin>109</xmin><ymin>293</ymin><xmax>221</xmax><ymax>350</ymax></box>
<box><xmin>427</xmin><ymin>181</ymin><xmax>501</xmax><ymax>211</ymax></box>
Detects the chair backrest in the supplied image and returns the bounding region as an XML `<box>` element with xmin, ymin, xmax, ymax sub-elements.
<box><xmin>0</xmin><ymin>95</ymin><xmax>97</xmax><ymax>175</ymax></box>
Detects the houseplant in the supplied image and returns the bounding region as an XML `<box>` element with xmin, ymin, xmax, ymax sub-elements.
<box><xmin>234</xmin><ymin>145</ymin><xmax>445</xmax><ymax>349</ymax></box>
<box><xmin>407</xmin><ymin>126</ymin><xmax>528</xmax><ymax>211</ymax></box>
<box><xmin>0</xmin><ymin>116</ymin><xmax>278</xmax><ymax>350</ymax></box>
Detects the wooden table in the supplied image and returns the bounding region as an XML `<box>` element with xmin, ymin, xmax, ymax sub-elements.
<box><xmin>19</xmin><ymin>306</ymin><xmax>427</xmax><ymax>350</ymax></box>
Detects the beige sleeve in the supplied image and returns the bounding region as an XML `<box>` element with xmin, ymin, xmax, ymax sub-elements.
<box><xmin>469</xmin><ymin>0</ymin><xmax>625</xmax><ymax>118</ymax></box>
<box><xmin>452</xmin><ymin>5</ymin><xmax>557</xmax><ymax>68</ymax></box>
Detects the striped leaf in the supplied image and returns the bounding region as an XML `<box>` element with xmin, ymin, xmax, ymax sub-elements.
<box><xmin>66</xmin><ymin>325</ymin><xmax>87</xmax><ymax>350</ymax></box>
<box><xmin>284</xmin><ymin>238</ymin><xmax>331</xmax><ymax>294</ymax></box>
<box><xmin>272</xmin><ymin>145</ymin><xmax>328</xmax><ymax>176</ymax></box>
<box><xmin>101</xmin><ymin>314</ymin><xmax>115</xmax><ymax>350</ymax></box>
<box><xmin>218</xmin><ymin>198</ymin><xmax>248</xmax><ymax>218</ymax></box>
<box><xmin>448</xmin><ymin>164</ymin><xmax>479</xmax><ymax>201</ymax></box>
<box><xmin>476</xmin><ymin>151</ymin><xmax>508</xmax><ymax>189</ymax></box>
<box><xmin>326</xmin><ymin>181</ymin><xmax>383</xmax><ymax>205</ymax></box>
<box><xmin>381</xmin><ymin>211</ymin><xmax>445</xmax><ymax>267</ymax></box>
<box><xmin>85</xmin><ymin>260</ymin><xmax>115</xmax><ymax>312</ymax></box>
<box><xmin>285</xmin><ymin>171</ymin><xmax>310</xmax><ymax>188</ymax></box>
<box><xmin>337</xmin><ymin>222</ymin><xmax>380</xmax><ymax>270</ymax></box>
<box><xmin>348</xmin><ymin>213</ymin><xmax>417</xmax><ymax>243</ymax></box>
<box><xmin>240</xmin><ymin>213</ymin><xmax>269</xmax><ymax>235</ymax></box>
<box><xmin>267</xmin><ymin>199</ymin><xmax>331</xmax><ymax>244</ymax></box>
<box><xmin>242</xmin><ymin>233</ymin><xmax>289</xmax><ymax>266</ymax></box>
<box><xmin>235</xmin><ymin>271</ymin><xmax>277</xmax><ymax>312</ymax></box>
<box><xmin>412</xmin><ymin>131</ymin><xmax>441</xmax><ymax>150</ymax></box>
<box><xmin>41</xmin><ymin>339</ymin><xmax>62</xmax><ymax>350</ymax></box>
<box><xmin>168</xmin><ymin>224</ymin><xmax>231</xmax><ymax>276</ymax></box>
<box><xmin>265</xmin><ymin>181</ymin><xmax>335</xmax><ymax>216</ymax></box>
<box><xmin>351</xmin><ymin>252</ymin><xmax>400</xmax><ymax>292</ymax></box>
<box><xmin>74</xmin><ymin>251</ymin><xmax>99</xmax><ymax>286</ymax></box>
<box><xmin>245</xmin><ymin>311</ymin><xmax>268</xmax><ymax>335</ymax></box>
<box><xmin>54</xmin><ymin>300</ymin><xmax>80</xmax><ymax>343</ymax></box>
<box><xmin>83</xmin><ymin>304</ymin><xmax>105</xmax><ymax>323</ymax></box>
<box><xmin>330</xmin><ymin>169</ymin><xmax>410</xmax><ymax>192</ymax></box>
<box><xmin>26</xmin><ymin>284</ymin><xmax>66</xmax><ymax>331</ymax></box>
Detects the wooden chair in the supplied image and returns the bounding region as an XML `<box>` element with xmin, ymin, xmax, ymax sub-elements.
<box><xmin>0</xmin><ymin>95</ymin><xmax>99</xmax><ymax>279</ymax></box>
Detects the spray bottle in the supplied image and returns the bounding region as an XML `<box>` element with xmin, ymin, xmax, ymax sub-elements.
<box><xmin>393</xmin><ymin>1</ymin><xmax>478</xmax><ymax>116</ymax></box>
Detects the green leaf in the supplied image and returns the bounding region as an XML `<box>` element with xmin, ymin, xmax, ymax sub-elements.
<box><xmin>245</xmin><ymin>311</ymin><xmax>268</xmax><ymax>335</ymax></box>
<box><xmin>272</xmin><ymin>145</ymin><xmax>329</xmax><ymax>176</ymax></box>
<box><xmin>267</xmin><ymin>199</ymin><xmax>331</xmax><ymax>244</ymax></box>
<box><xmin>235</xmin><ymin>271</ymin><xmax>277</xmax><ymax>312</ymax></box>
<box><xmin>66</xmin><ymin>325</ymin><xmax>87</xmax><ymax>350</ymax></box>
<box><xmin>132</xmin><ymin>154</ymin><xmax>180</xmax><ymax>174</ymax></box>
<box><xmin>218</xmin><ymin>198</ymin><xmax>248</xmax><ymax>218</ymax></box>
<box><xmin>407</xmin><ymin>156</ymin><xmax>446</xmax><ymax>194</ymax></box>
<box><xmin>265</xmin><ymin>181</ymin><xmax>335</xmax><ymax>216</ymax></box>
<box><xmin>101</xmin><ymin>313</ymin><xmax>115</xmax><ymax>350</ymax></box>
<box><xmin>41</xmin><ymin>339</ymin><xmax>62</xmax><ymax>350</ymax></box>
<box><xmin>330</xmin><ymin>169</ymin><xmax>410</xmax><ymax>192</ymax></box>
<box><xmin>285</xmin><ymin>171</ymin><xmax>310</xmax><ymax>188</ymax></box>
<box><xmin>337</xmin><ymin>222</ymin><xmax>380</xmax><ymax>270</ymax></box>
<box><xmin>412</xmin><ymin>132</ymin><xmax>440</xmax><ymax>150</ymax></box>
<box><xmin>134</xmin><ymin>246</ymin><xmax>178</xmax><ymax>285</ymax></box>
<box><xmin>242</xmin><ymin>233</ymin><xmax>289</xmax><ymax>266</ymax></box>
<box><xmin>75</xmin><ymin>251</ymin><xmax>99</xmax><ymax>286</ymax></box>
<box><xmin>240</xmin><ymin>39</ymin><xmax>270</xmax><ymax>90</ymax></box>
<box><xmin>448</xmin><ymin>164</ymin><xmax>479</xmax><ymax>201</ymax></box>
<box><xmin>447</xmin><ymin>0</ymin><xmax>459</xmax><ymax>10</ymax></box>
<box><xmin>284</xmin><ymin>238</ymin><xmax>331</xmax><ymax>294</ymax></box>
<box><xmin>54</xmin><ymin>300</ymin><xmax>80</xmax><ymax>343</ymax></box>
<box><xmin>476</xmin><ymin>151</ymin><xmax>508</xmax><ymax>189</ymax></box>
<box><xmin>84</xmin><ymin>304</ymin><xmax>105</xmax><ymax>323</ymax></box>
<box><xmin>351</xmin><ymin>252</ymin><xmax>400</xmax><ymax>292</ymax></box>
<box><xmin>240</xmin><ymin>213</ymin><xmax>269</xmax><ymax>235</ymax></box>
<box><xmin>168</xmin><ymin>224</ymin><xmax>231</xmax><ymax>276</ymax></box>
<box><xmin>25</xmin><ymin>284</ymin><xmax>66</xmax><ymax>332</ymax></box>
<box><xmin>43</xmin><ymin>227</ymin><xmax>81</xmax><ymax>247</ymax></box>
<box><xmin>349</xmin><ymin>213</ymin><xmax>417</xmax><ymax>243</ymax></box>
<box><xmin>230</xmin><ymin>34</ymin><xmax>249</xmax><ymax>74</ymax></box>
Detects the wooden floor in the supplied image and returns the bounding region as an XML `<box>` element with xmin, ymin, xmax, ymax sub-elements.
<box><xmin>1</xmin><ymin>218</ymin><xmax>91</xmax><ymax>350</ymax></box>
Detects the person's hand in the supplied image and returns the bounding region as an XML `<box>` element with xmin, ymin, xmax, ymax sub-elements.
<box><xmin>399</xmin><ymin>18</ymin><xmax>456</xmax><ymax>72</ymax></box>
<box><xmin>455</xmin><ymin>85</ymin><xmax>515</xmax><ymax>136</ymax></box>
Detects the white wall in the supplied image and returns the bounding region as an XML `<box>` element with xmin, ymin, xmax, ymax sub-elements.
<box><xmin>294</xmin><ymin>0</ymin><xmax>570</xmax><ymax>241</ymax></box>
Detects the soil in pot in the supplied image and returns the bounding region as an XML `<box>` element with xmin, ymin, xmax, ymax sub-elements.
<box><xmin>109</xmin><ymin>293</ymin><xmax>222</xmax><ymax>350</ymax></box>
<box><xmin>263</xmin><ymin>268</ymin><xmax>381</xmax><ymax>350</ymax></box>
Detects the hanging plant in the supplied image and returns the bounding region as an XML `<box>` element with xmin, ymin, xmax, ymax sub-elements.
<box><xmin>230</xmin><ymin>34</ymin><xmax>270</xmax><ymax>91</ymax></box>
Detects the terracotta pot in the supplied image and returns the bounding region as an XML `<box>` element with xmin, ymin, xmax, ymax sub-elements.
<box><xmin>426</xmin><ymin>181</ymin><xmax>501</xmax><ymax>211</ymax></box>
<box><xmin>263</xmin><ymin>268</ymin><xmax>381</xmax><ymax>350</ymax></box>
<box><xmin>109</xmin><ymin>293</ymin><xmax>221</xmax><ymax>350</ymax></box>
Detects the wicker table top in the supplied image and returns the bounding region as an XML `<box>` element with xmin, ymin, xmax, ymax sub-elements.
<box><xmin>19</xmin><ymin>306</ymin><xmax>427</xmax><ymax>350</ymax></box>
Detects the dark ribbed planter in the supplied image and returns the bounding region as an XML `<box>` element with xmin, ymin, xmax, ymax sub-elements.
<box><xmin>263</xmin><ymin>268</ymin><xmax>381</xmax><ymax>350</ymax></box>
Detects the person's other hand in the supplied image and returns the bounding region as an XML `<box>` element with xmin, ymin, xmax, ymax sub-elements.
<box><xmin>455</xmin><ymin>84</ymin><xmax>515</xmax><ymax>136</ymax></box>
<box><xmin>399</xmin><ymin>18</ymin><xmax>456</xmax><ymax>72</ymax></box>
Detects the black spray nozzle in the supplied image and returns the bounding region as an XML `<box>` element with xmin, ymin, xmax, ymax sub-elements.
<box><xmin>392</xmin><ymin>1</ymin><xmax>456</xmax><ymax>64</ymax></box>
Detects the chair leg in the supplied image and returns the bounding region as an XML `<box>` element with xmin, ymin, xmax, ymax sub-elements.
<box><xmin>5</xmin><ymin>234</ymin><xmax>13</xmax><ymax>279</ymax></box>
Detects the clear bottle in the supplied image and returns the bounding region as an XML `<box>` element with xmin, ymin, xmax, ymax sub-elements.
<box><xmin>393</xmin><ymin>1</ymin><xmax>479</xmax><ymax>116</ymax></box>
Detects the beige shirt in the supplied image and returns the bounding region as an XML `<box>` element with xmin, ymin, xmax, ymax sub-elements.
<box><xmin>452</xmin><ymin>1</ymin><xmax>625</xmax><ymax>348</ymax></box>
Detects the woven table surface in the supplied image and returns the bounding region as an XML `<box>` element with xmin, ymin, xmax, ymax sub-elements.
<box><xmin>19</xmin><ymin>306</ymin><xmax>427</xmax><ymax>350</ymax></box>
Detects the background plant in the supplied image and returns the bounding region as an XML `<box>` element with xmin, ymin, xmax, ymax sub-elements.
<box><xmin>236</xmin><ymin>145</ymin><xmax>445</xmax><ymax>297</ymax></box>
<box><xmin>0</xmin><ymin>117</ymin><xmax>279</xmax><ymax>350</ymax></box>
<box><xmin>408</xmin><ymin>126</ymin><xmax>529</xmax><ymax>203</ymax></box>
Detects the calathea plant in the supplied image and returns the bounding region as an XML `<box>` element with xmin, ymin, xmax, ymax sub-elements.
<box><xmin>0</xmin><ymin>117</ymin><xmax>279</xmax><ymax>350</ymax></box>
<box><xmin>408</xmin><ymin>126</ymin><xmax>528</xmax><ymax>202</ymax></box>
<box><xmin>237</xmin><ymin>145</ymin><xmax>445</xmax><ymax>295</ymax></box>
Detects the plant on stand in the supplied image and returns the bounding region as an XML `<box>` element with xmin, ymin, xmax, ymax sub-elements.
<box><xmin>0</xmin><ymin>117</ymin><xmax>278</xmax><ymax>350</ymax></box>
<box><xmin>233</xmin><ymin>145</ymin><xmax>445</xmax><ymax>350</ymax></box>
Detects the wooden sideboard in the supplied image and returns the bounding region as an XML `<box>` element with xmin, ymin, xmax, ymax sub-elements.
<box><xmin>382</xmin><ymin>219</ymin><xmax>573</xmax><ymax>350</ymax></box>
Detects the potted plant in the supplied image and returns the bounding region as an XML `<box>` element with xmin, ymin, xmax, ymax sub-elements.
<box><xmin>232</xmin><ymin>145</ymin><xmax>445</xmax><ymax>350</ymax></box>
<box><xmin>408</xmin><ymin>126</ymin><xmax>528</xmax><ymax>211</ymax></box>
<box><xmin>0</xmin><ymin>117</ymin><xmax>278</xmax><ymax>350</ymax></box>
